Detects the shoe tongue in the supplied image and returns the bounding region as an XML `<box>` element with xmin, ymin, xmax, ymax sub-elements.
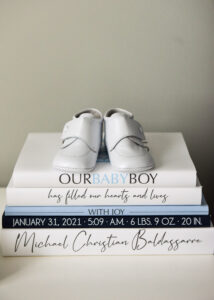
<box><xmin>111</xmin><ymin>112</ymin><xmax>128</xmax><ymax>119</ymax></box>
<box><xmin>79</xmin><ymin>113</ymin><xmax>94</xmax><ymax>119</ymax></box>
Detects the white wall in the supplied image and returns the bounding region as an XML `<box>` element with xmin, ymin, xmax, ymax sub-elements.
<box><xmin>0</xmin><ymin>0</ymin><xmax>214</xmax><ymax>207</ymax></box>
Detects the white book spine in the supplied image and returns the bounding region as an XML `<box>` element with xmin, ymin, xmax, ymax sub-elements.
<box><xmin>1</xmin><ymin>228</ymin><xmax>214</xmax><ymax>256</ymax></box>
<box><xmin>13</xmin><ymin>169</ymin><xmax>197</xmax><ymax>188</ymax></box>
<box><xmin>6</xmin><ymin>186</ymin><xmax>202</xmax><ymax>206</ymax></box>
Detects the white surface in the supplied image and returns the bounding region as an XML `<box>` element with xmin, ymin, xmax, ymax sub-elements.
<box><xmin>1</xmin><ymin>189</ymin><xmax>214</xmax><ymax>300</ymax></box>
<box><xmin>12</xmin><ymin>132</ymin><xmax>197</xmax><ymax>187</ymax></box>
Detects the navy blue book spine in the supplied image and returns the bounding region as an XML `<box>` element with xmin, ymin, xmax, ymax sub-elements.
<box><xmin>2</xmin><ymin>214</ymin><xmax>210</xmax><ymax>228</ymax></box>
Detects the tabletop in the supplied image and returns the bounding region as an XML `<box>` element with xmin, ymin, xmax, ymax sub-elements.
<box><xmin>0</xmin><ymin>188</ymin><xmax>214</xmax><ymax>300</ymax></box>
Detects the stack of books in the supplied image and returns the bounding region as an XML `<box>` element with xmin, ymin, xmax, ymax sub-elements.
<box><xmin>1</xmin><ymin>132</ymin><xmax>214</xmax><ymax>255</ymax></box>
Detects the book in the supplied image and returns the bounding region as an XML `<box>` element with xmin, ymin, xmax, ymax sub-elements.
<box><xmin>5</xmin><ymin>196</ymin><xmax>209</xmax><ymax>216</ymax></box>
<box><xmin>6</xmin><ymin>179</ymin><xmax>202</xmax><ymax>206</ymax></box>
<box><xmin>2</xmin><ymin>214</ymin><xmax>210</xmax><ymax>229</ymax></box>
<box><xmin>11</xmin><ymin>132</ymin><xmax>197</xmax><ymax>188</ymax></box>
<box><xmin>2</xmin><ymin>227</ymin><xmax>214</xmax><ymax>256</ymax></box>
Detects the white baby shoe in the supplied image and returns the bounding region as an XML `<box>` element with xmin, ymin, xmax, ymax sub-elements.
<box><xmin>53</xmin><ymin>108</ymin><xmax>103</xmax><ymax>172</ymax></box>
<box><xmin>104</xmin><ymin>108</ymin><xmax>154</xmax><ymax>172</ymax></box>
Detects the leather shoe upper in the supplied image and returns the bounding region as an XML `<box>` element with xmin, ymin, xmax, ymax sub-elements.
<box><xmin>104</xmin><ymin>108</ymin><xmax>154</xmax><ymax>172</ymax></box>
<box><xmin>53</xmin><ymin>108</ymin><xmax>102</xmax><ymax>172</ymax></box>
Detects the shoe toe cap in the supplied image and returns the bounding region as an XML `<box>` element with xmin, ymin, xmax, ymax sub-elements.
<box><xmin>53</xmin><ymin>150</ymin><xmax>97</xmax><ymax>172</ymax></box>
<box><xmin>109</xmin><ymin>149</ymin><xmax>155</xmax><ymax>171</ymax></box>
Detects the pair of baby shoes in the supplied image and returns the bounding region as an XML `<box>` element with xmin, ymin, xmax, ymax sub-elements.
<box><xmin>53</xmin><ymin>108</ymin><xmax>154</xmax><ymax>173</ymax></box>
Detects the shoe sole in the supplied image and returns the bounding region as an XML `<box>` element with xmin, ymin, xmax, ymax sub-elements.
<box><xmin>53</xmin><ymin>165</ymin><xmax>95</xmax><ymax>173</ymax></box>
<box><xmin>112</xmin><ymin>164</ymin><xmax>155</xmax><ymax>173</ymax></box>
<box><xmin>54</xmin><ymin>163</ymin><xmax>154</xmax><ymax>173</ymax></box>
